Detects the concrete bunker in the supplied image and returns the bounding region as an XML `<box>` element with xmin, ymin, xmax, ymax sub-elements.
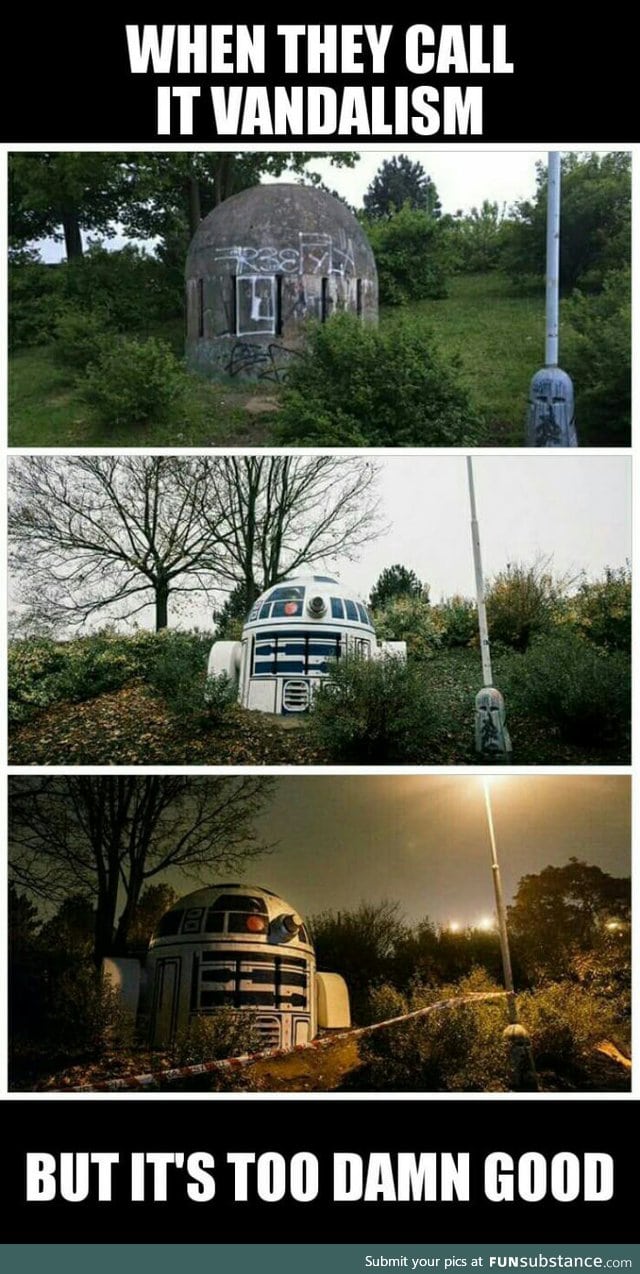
<box><xmin>185</xmin><ymin>183</ymin><xmax>378</xmax><ymax>379</ymax></box>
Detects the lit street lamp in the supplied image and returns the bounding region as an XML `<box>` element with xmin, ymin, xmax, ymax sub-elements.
<box><xmin>482</xmin><ymin>777</ymin><xmax>538</xmax><ymax>1090</ymax></box>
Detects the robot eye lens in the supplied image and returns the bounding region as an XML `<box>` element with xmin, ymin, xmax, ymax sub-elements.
<box><xmin>246</xmin><ymin>915</ymin><xmax>267</xmax><ymax>933</ymax></box>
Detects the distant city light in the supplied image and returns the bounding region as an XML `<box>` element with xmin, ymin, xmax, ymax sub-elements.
<box><xmin>448</xmin><ymin>921</ymin><xmax>461</xmax><ymax>933</ymax></box>
<box><xmin>477</xmin><ymin>915</ymin><xmax>495</xmax><ymax>931</ymax></box>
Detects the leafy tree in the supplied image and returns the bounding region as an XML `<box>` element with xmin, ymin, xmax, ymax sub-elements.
<box><xmin>39</xmin><ymin>894</ymin><xmax>96</xmax><ymax>956</ymax></box>
<box><xmin>485</xmin><ymin>558</ymin><xmax>568</xmax><ymax>651</ymax></box>
<box><xmin>443</xmin><ymin>201</ymin><xmax>507</xmax><ymax>274</ymax></box>
<box><xmin>501</xmin><ymin>152</ymin><xmax>631</xmax><ymax>292</ymax></box>
<box><xmin>9</xmin><ymin>153</ymin><xmax>133</xmax><ymax>260</ymax></box>
<box><xmin>364</xmin><ymin>205</ymin><xmax>447</xmax><ymax>304</ymax></box>
<box><xmin>508</xmin><ymin>858</ymin><xmax>630</xmax><ymax>979</ymax></box>
<box><xmin>563</xmin><ymin>267</ymin><xmax>631</xmax><ymax>446</ymax></box>
<box><xmin>9</xmin><ymin>776</ymin><xmax>274</xmax><ymax>965</ymax></box>
<box><xmin>364</xmin><ymin>155</ymin><xmax>441</xmax><ymax>220</ymax></box>
<box><xmin>370</xmin><ymin>564</ymin><xmax>425</xmax><ymax>608</ymax></box>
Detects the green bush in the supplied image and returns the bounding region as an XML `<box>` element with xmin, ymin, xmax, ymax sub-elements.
<box><xmin>8</xmin><ymin>629</ymin><xmax>216</xmax><ymax>724</ymax></box>
<box><xmin>309</xmin><ymin>657</ymin><xmax>445</xmax><ymax>763</ymax></box>
<box><xmin>168</xmin><ymin>1008</ymin><xmax>260</xmax><ymax>1067</ymax></box>
<box><xmin>432</xmin><ymin>595</ymin><xmax>478</xmax><ymax>648</ymax></box>
<box><xmin>277</xmin><ymin>314</ymin><xmax>483</xmax><ymax>447</ymax></box>
<box><xmin>371</xmin><ymin>596</ymin><xmax>441</xmax><ymax>660</ymax></box>
<box><xmin>146</xmin><ymin>631</ymin><xmax>231</xmax><ymax>722</ymax></box>
<box><xmin>63</xmin><ymin>245</ymin><xmax>182</xmax><ymax>331</ymax></box>
<box><xmin>564</xmin><ymin>269</ymin><xmax>630</xmax><ymax>445</ymax></box>
<box><xmin>78</xmin><ymin>335</ymin><xmax>187</xmax><ymax>426</ymax></box>
<box><xmin>519</xmin><ymin>982</ymin><xmax>619</xmax><ymax>1073</ymax></box>
<box><xmin>9</xmin><ymin>246</ymin><xmax>183</xmax><ymax>353</ymax></box>
<box><xmin>363</xmin><ymin>206</ymin><xmax>448</xmax><ymax>304</ymax></box>
<box><xmin>486</xmin><ymin>561</ymin><xmax>563</xmax><ymax>651</ymax></box>
<box><xmin>52</xmin><ymin>307</ymin><xmax>113</xmax><ymax>371</ymax></box>
<box><xmin>503</xmin><ymin>630</ymin><xmax>631</xmax><ymax>746</ymax></box>
<box><xmin>569</xmin><ymin>566</ymin><xmax>631</xmax><ymax>652</ymax></box>
<box><xmin>9</xmin><ymin>260</ymin><xmax>67</xmax><ymax>350</ymax></box>
<box><xmin>359</xmin><ymin>972</ymin><xmax>510</xmax><ymax>1092</ymax></box>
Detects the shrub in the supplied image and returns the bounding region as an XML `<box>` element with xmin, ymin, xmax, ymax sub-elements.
<box><xmin>359</xmin><ymin>972</ymin><xmax>510</xmax><ymax>1092</ymax></box>
<box><xmin>63</xmin><ymin>244</ymin><xmax>183</xmax><ymax>332</ymax></box>
<box><xmin>51</xmin><ymin>307</ymin><xmax>113</xmax><ymax>372</ymax></box>
<box><xmin>78</xmin><ymin>335</ymin><xmax>187</xmax><ymax>426</ymax></box>
<box><xmin>564</xmin><ymin>268</ymin><xmax>630</xmax><ymax>446</ymax></box>
<box><xmin>485</xmin><ymin>561</ymin><xmax>564</xmax><ymax>651</ymax></box>
<box><xmin>371</xmin><ymin>596</ymin><xmax>442</xmax><ymax>660</ymax></box>
<box><xmin>145</xmin><ymin>631</ymin><xmax>235</xmax><ymax>726</ymax></box>
<box><xmin>168</xmin><ymin>1008</ymin><xmax>261</xmax><ymax>1068</ymax></box>
<box><xmin>502</xmin><ymin>630</ymin><xmax>631</xmax><ymax>746</ymax></box>
<box><xmin>9</xmin><ymin>259</ymin><xmax>68</xmax><ymax>350</ymax></box>
<box><xmin>8</xmin><ymin>632</ymin><xmax>141</xmax><ymax>722</ymax></box>
<box><xmin>432</xmin><ymin>595</ymin><xmax>478</xmax><ymax>648</ymax></box>
<box><xmin>363</xmin><ymin>206</ymin><xmax>448</xmax><ymax>304</ymax></box>
<box><xmin>569</xmin><ymin>566</ymin><xmax>631</xmax><ymax>652</ymax></box>
<box><xmin>277</xmin><ymin>314</ymin><xmax>483</xmax><ymax>447</ymax></box>
<box><xmin>309</xmin><ymin>657</ymin><xmax>445</xmax><ymax>763</ymax></box>
<box><xmin>519</xmin><ymin>982</ymin><xmax>619</xmax><ymax>1073</ymax></box>
<box><xmin>10</xmin><ymin>959</ymin><xmax>131</xmax><ymax>1079</ymax></box>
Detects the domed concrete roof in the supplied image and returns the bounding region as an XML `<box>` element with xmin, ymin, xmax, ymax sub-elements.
<box><xmin>186</xmin><ymin>182</ymin><xmax>377</xmax><ymax>281</ymax></box>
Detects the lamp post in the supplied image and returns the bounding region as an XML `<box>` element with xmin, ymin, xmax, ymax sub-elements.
<box><xmin>482</xmin><ymin>778</ymin><xmax>538</xmax><ymax>1090</ymax></box>
<box><xmin>467</xmin><ymin>458</ymin><xmax>512</xmax><ymax>759</ymax></box>
<box><xmin>526</xmin><ymin>151</ymin><xmax>578</xmax><ymax>447</ymax></box>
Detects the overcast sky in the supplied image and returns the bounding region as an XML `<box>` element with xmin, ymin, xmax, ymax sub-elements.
<box><xmin>171</xmin><ymin>775</ymin><xmax>630</xmax><ymax>926</ymax></box>
<box><xmin>190</xmin><ymin>453</ymin><xmax>630</xmax><ymax>627</ymax></box>
<box><xmin>266</xmin><ymin>148</ymin><xmax>548</xmax><ymax>212</ymax></box>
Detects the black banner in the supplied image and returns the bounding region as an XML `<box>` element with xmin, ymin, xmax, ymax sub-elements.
<box><xmin>3</xmin><ymin>1099</ymin><xmax>634</xmax><ymax>1242</ymax></box>
<box><xmin>1</xmin><ymin>16</ymin><xmax>636</xmax><ymax>142</ymax></box>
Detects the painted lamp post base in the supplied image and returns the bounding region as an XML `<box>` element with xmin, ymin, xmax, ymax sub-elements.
<box><xmin>475</xmin><ymin>686</ymin><xmax>512</xmax><ymax>758</ymax></box>
<box><xmin>527</xmin><ymin>366</ymin><xmax>577</xmax><ymax>448</ymax></box>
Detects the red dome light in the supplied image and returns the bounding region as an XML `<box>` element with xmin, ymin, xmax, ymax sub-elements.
<box><xmin>284</xmin><ymin>601</ymin><xmax>298</xmax><ymax>615</ymax></box>
<box><xmin>246</xmin><ymin>915</ymin><xmax>267</xmax><ymax>933</ymax></box>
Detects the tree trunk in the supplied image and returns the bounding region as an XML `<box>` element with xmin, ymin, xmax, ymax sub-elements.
<box><xmin>62</xmin><ymin>206</ymin><xmax>83</xmax><ymax>260</ymax></box>
<box><xmin>187</xmin><ymin>174</ymin><xmax>201</xmax><ymax>237</ymax></box>
<box><xmin>155</xmin><ymin>582</ymin><xmax>169</xmax><ymax>631</ymax></box>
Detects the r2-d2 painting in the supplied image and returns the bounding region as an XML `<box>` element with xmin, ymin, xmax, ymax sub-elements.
<box><xmin>145</xmin><ymin>883</ymin><xmax>350</xmax><ymax>1050</ymax></box>
<box><xmin>207</xmin><ymin>574</ymin><xmax>406</xmax><ymax>715</ymax></box>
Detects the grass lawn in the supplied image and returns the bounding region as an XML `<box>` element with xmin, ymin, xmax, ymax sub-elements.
<box><xmin>8</xmin><ymin>647</ymin><xmax>629</xmax><ymax>767</ymax></box>
<box><xmin>8</xmin><ymin>275</ymin><xmax>548</xmax><ymax>448</ymax></box>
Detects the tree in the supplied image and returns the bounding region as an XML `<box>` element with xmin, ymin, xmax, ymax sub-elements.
<box><xmin>364</xmin><ymin>205</ymin><xmax>448</xmax><ymax>304</ymax></box>
<box><xmin>444</xmin><ymin>201</ymin><xmax>507</xmax><ymax>274</ymax></box>
<box><xmin>508</xmin><ymin>858</ymin><xmax>631</xmax><ymax>979</ymax></box>
<box><xmin>8</xmin><ymin>455</ymin><xmax>230</xmax><ymax>631</ymax></box>
<box><xmin>127</xmin><ymin>883</ymin><xmax>179</xmax><ymax>948</ymax></box>
<box><xmin>198</xmin><ymin>456</ymin><xmax>384</xmax><ymax>607</ymax></box>
<box><xmin>309</xmin><ymin>901</ymin><xmax>407</xmax><ymax>1018</ymax></box>
<box><xmin>9</xmin><ymin>455</ymin><xmax>383</xmax><ymax>631</ymax></box>
<box><xmin>122</xmin><ymin>152</ymin><xmax>359</xmax><ymax>248</ymax></box>
<box><xmin>501</xmin><ymin>152</ymin><xmax>631</xmax><ymax>292</ymax></box>
<box><xmin>370</xmin><ymin>564</ymin><xmax>425</xmax><ymax>609</ymax></box>
<box><xmin>363</xmin><ymin>155</ymin><xmax>442</xmax><ymax>220</ymax></box>
<box><xmin>9</xmin><ymin>153</ymin><xmax>133</xmax><ymax>260</ymax></box>
<box><xmin>9</xmin><ymin>776</ymin><xmax>274</xmax><ymax>965</ymax></box>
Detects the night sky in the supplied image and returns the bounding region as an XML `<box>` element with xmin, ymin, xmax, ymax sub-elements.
<box><xmin>206</xmin><ymin>774</ymin><xmax>630</xmax><ymax>927</ymax></box>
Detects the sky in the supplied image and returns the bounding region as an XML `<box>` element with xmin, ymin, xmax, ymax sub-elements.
<box><xmin>36</xmin><ymin>148</ymin><xmax>553</xmax><ymax>261</ymax></box>
<box><xmin>169</xmin><ymin>775</ymin><xmax>630</xmax><ymax>927</ymax></box>
<box><xmin>188</xmin><ymin>453</ymin><xmax>629</xmax><ymax>628</ymax></box>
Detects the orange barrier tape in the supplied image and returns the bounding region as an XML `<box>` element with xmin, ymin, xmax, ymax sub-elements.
<box><xmin>72</xmin><ymin>990</ymin><xmax>509</xmax><ymax>1092</ymax></box>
